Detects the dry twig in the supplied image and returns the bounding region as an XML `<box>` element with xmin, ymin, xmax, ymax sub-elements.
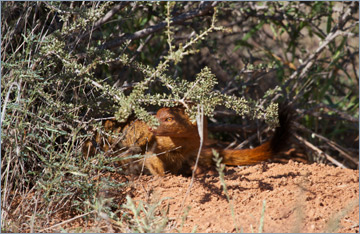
<box><xmin>100</xmin><ymin>2</ymin><xmax>218</xmax><ymax>49</ymax></box>
<box><xmin>294</xmin><ymin>133</ymin><xmax>347</xmax><ymax>168</ymax></box>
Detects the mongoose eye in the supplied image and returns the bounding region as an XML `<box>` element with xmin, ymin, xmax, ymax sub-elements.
<box><xmin>165</xmin><ymin>117</ymin><xmax>174</xmax><ymax>122</ymax></box>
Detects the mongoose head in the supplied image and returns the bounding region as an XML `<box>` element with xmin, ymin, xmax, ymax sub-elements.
<box><xmin>150</xmin><ymin>107</ymin><xmax>198</xmax><ymax>138</ymax></box>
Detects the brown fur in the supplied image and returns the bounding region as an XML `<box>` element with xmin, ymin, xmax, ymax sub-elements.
<box><xmin>83</xmin><ymin>105</ymin><xmax>292</xmax><ymax>176</ymax></box>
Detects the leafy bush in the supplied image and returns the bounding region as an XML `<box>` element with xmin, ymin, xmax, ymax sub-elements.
<box><xmin>1</xmin><ymin>1</ymin><xmax>358</xmax><ymax>232</ymax></box>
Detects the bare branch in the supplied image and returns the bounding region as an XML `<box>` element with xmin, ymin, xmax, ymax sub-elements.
<box><xmin>74</xmin><ymin>2</ymin><xmax>130</xmax><ymax>45</ymax></box>
<box><xmin>100</xmin><ymin>2</ymin><xmax>218</xmax><ymax>49</ymax></box>
<box><xmin>294</xmin><ymin>122</ymin><xmax>358</xmax><ymax>165</ymax></box>
<box><xmin>94</xmin><ymin>2</ymin><xmax>129</xmax><ymax>28</ymax></box>
<box><xmin>285</xmin><ymin>2</ymin><xmax>358</xmax><ymax>103</ymax></box>
<box><xmin>294</xmin><ymin>133</ymin><xmax>348</xmax><ymax>169</ymax></box>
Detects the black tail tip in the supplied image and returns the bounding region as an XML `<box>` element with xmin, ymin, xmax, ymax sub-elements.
<box><xmin>278</xmin><ymin>102</ymin><xmax>294</xmax><ymax>128</ymax></box>
<box><xmin>271</xmin><ymin>102</ymin><xmax>294</xmax><ymax>153</ymax></box>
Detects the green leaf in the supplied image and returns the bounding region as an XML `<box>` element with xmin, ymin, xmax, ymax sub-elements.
<box><xmin>241</xmin><ymin>20</ymin><xmax>265</xmax><ymax>41</ymax></box>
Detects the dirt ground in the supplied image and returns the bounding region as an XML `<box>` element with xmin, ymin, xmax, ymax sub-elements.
<box><xmin>10</xmin><ymin>160</ymin><xmax>358</xmax><ymax>233</ymax></box>
<box><xmin>124</xmin><ymin>160</ymin><xmax>359</xmax><ymax>233</ymax></box>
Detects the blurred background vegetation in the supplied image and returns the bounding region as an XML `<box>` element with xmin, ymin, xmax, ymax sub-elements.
<box><xmin>1</xmin><ymin>1</ymin><xmax>358</xmax><ymax>232</ymax></box>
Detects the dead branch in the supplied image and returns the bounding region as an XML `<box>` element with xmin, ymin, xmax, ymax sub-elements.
<box><xmin>94</xmin><ymin>2</ymin><xmax>130</xmax><ymax>28</ymax></box>
<box><xmin>100</xmin><ymin>1</ymin><xmax>218</xmax><ymax>49</ymax></box>
<box><xmin>294</xmin><ymin>122</ymin><xmax>358</xmax><ymax>166</ymax></box>
<box><xmin>285</xmin><ymin>2</ymin><xmax>358</xmax><ymax>102</ymax></box>
<box><xmin>294</xmin><ymin>133</ymin><xmax>347</xmax><ymax>168</ymax></box>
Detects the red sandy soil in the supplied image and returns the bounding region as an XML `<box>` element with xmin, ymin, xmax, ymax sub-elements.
<box><xmin>10</xmin><ymin>160</ymin><xmax>358</xmax><ymax>233</ymax></box>
<box><xmin>125</xmin><ymin>160</ymin><xmax>359</xmax><ymax>233</ymax></box>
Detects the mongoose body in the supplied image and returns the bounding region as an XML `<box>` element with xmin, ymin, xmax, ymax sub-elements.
<box><xmin>83</xmin><ymin>105</ymin><xmax>292</xmax><ymax>176</ymax></box>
